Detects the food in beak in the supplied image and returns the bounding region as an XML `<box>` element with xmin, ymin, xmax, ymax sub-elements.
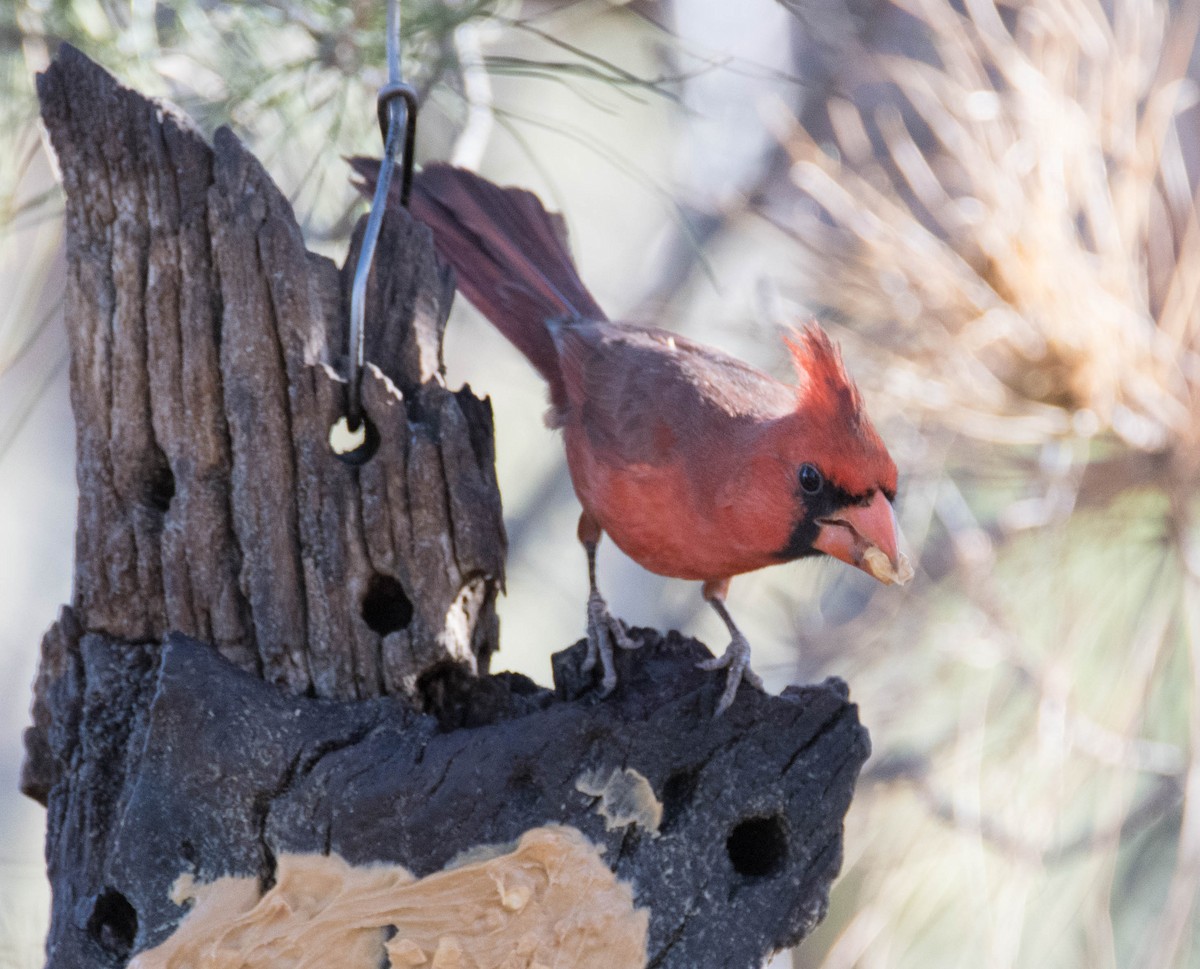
<box><xmin>812</xmin><ymin>490</ymin><xmax>913</xmax><ymax>585</ymax></box>
<box><xmin>862</xmin><ymin>546</ymin><xmax>914</xmax><ymax>586</ymax></box>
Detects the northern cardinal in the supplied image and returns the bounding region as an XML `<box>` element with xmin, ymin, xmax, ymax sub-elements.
<box><xmin>351</xmin><ymin>161</ymin><xmax>911</xmax><ymax>714</ymax></box>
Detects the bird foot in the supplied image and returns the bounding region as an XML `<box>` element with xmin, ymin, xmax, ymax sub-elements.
<box><xmin>697</xmin><ymin>634</ymin><xmax>764</xmax><ymax>716</ymax></box>
<box><xmin>583</xmin><ymin>590</ymin><xmax>639</xmax><ymax>696</ymax></box>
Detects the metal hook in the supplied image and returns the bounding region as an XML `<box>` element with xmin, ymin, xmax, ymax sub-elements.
<box><xmin>343</xmin><ymin>0</ymin><xmax>419</xmax><ymax>437</ymax></box>
<box><xmin>377</xmin><ymin>82</ymin><xmax>419</xmax><ymax>207</ymax></box>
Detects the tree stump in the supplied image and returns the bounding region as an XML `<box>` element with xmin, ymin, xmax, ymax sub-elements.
<box><xmin>21</xmin><ymin>46</ymin><xmax>871</xmax><ymax>969</ymax></box>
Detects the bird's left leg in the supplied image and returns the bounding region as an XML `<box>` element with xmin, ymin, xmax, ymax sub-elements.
<box><xmin>578</xmin><ymin>512</ymin><xmax>638</xmax><ymax>695</ymax></box>
<box><xmin>697</xmin><ymin>578</ymin><xmax>764</xmax><ymax>716</ymax></box>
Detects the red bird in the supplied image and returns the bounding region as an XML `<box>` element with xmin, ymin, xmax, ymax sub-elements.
<box><xmin>352</xmin><ymin>161</ymin><xmax>911</xmax><ymax>714</ymax></box>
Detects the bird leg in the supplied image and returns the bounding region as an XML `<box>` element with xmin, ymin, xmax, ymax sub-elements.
<box><xmin>696</xmin><ymin>579</ymin><xmax>764</xmax><ymax>716</ymax></box>
<box><xmin>578</xmin><ymin>516</ymin><xmax>637</xmax><ymax>695</ymax></box>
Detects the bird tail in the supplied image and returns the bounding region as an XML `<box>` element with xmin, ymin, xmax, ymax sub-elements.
<box><xmin>348</xmin><ymin>160</ymin><xmax>605</xmax><ymax>408</ymax></box>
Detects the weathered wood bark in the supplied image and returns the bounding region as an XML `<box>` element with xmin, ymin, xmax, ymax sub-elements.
<box><xmin>21</xmin><ymin>46</ymin><xmax>871</xmax><ymax>969</ymax></box>
<box><xmin>24</xmin><ymin>43</ymin><xmax>505</xmax><ymax>724</ymax></box>
<box><xmin>35</xmin><ymin>630</ymin><xmax>868</xmax><ymax>969</ymax></box>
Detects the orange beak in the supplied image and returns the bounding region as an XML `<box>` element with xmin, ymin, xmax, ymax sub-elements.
<box><xmin>813</xmin><ymin>491</ymin><xmax>910</xmax><ymax>585</ymax></box>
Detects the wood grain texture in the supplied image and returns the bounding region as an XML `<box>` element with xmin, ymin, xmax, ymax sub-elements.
<box><xmin>23</xmin><ymin>46</ymin><xmax>505</xmax><ymax>782</ymax></box>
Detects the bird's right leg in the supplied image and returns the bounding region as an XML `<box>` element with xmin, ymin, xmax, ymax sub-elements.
<box><xmin>578</xmin><ymin>512</ymin><xmax>638</xmax><ymax>695</ymax></box>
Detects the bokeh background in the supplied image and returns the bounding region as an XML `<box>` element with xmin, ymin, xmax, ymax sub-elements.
<box><xmin>3</xmin><ymin>0</ymin><xmax>1200</xmax><ymax>966</ymax></box>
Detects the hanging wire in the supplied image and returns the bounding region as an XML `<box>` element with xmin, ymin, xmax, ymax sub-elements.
<box><xmin>345</xmin><ymin>0</ymin><xmax>419</xmax><ymax>435</ymax></box>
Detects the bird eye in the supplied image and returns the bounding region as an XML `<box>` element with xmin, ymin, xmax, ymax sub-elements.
<box><xmin>799</xmin><ymin>463</ymin><xmax>823</xmax><ymax>495</ymax></box>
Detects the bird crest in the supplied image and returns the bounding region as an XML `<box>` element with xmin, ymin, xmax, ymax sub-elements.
<box><xmin>783</xmin><ymin>323</ymin><xmax>864</xmax><ymax>421</ymax></box>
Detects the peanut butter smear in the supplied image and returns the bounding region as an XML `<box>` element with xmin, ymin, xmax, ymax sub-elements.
<box><xmin>574</xmin><ymin>768</ymin><xmax>662</xmax><ymax>836</ymax></box>
<box><xmin>130</xmin><ymin>826</ymin><xmax>649</xmax><ymax>969</ymax></box>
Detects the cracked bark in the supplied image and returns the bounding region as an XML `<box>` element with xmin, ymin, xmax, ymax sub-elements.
<box><xmin>21</xmin><ymin>46</ymin><xmax>871</xmax><ymax>969</ymax></box>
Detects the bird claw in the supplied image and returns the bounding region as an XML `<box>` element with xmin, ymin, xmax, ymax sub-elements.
<box><xmin>697</xmin><ymin>634</ymin><xmax>763</xmax><ymax>716</ymax></box>
<box><xmin>583</xmin><ymin>590</ymin><xmax>639</xmax><ymax>695</ymax></box>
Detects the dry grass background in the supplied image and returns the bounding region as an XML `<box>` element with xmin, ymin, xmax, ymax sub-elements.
<box><xmin>769</xmin><ymin>1</ymin><xmax>1200</xmax><ymax>965</ymax></box>
<box><xmin>2</xmin><ymin>0</ymin><xmax>1199</xmax><ymax>966</ymax></box>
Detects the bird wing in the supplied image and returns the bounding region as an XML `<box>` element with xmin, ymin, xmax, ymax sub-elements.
<box><xmin>552</xmin><ymin>321</ymin><xmax>796</xmax><ymax>466</ymax></box>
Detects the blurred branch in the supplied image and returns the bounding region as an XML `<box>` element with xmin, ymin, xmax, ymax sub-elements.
<box><xmin>501</xmin><ymin>18</ymin><xmax>685</xmax><ymax>101</ymax></box>
<box><xmin>866</xmin><ymin>751</ymin><xmax>1185</xmax><ymax>866</ymax></box>
<box><xmin>449</xmin><ymin>19</ymin><xmax>493</xmax><ymax>168</ymax></box>
<box><xmin>1135</xmin><ymin>509</ymin><xmax>1200</xmax><ymax>967</ymax></box>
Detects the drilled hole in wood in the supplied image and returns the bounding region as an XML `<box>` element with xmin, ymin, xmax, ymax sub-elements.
<box><xmin>330</xmin><ymin>414</ymin><xmax>379</xmax><ymax>466</ymax></box>
<box><xmin>362</xmin><ymin>573</ymin><xmax>413</xmax><ymax>635</ymax></box>
<box><xmin>87</xmin><ymin>887</ymin><xmax>138</xmax><ymax>956</ymax></box>
<box><xmin>660</xmin><ymin>766</ymin><xmax>700</xmax><ymax>833</ymax></box>
<box><xmin>144</xmin><ymin>462</ymin><xmax>175</xmax><ymax>513</ymax></box>
<box><xmin>727</xmin><ymin>815</ymin><xmax>787</xmax><ymax>877</ymax></box>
